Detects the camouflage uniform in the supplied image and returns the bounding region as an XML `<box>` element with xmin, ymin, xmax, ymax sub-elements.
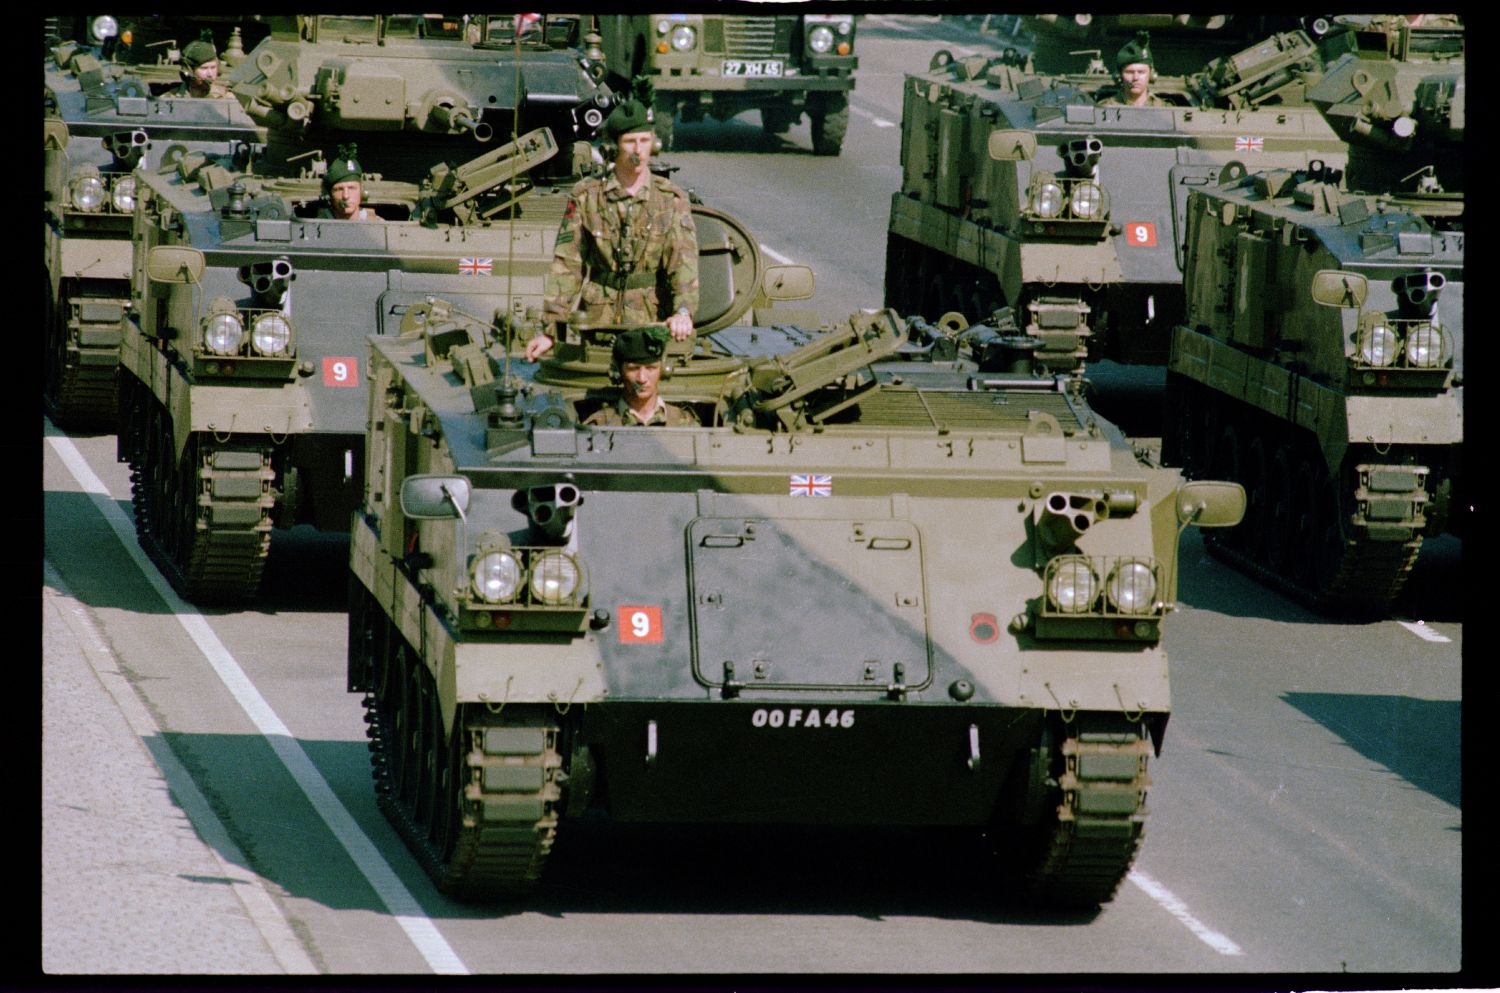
<box><xmin>583</xmin><ymin>396</ymin><xmax>699</xmax><ymax>426</ymax></box>
<box><xmin>543</xmin><ymin>172</ymin><xmax>699</xmax><ymax>328</ymax></box>
<box><xmin>1096</xmin><ymin>91</ymin><xmax>1171</xmax><ymax>107</ymax></box>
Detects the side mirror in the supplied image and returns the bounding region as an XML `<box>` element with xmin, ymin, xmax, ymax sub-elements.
<box><xmin>1175</xmin><ymin>480</ymin><xmax>1246</xmax><ymax>527</ymax></box>
<box><xmin>400</xmin><ymin>474</ymin><xmax>471</xmax><ymax>519</ymax></box>
<box><xmin>1309</xmin><ymin>269</ymin><xmax>1367</xmax><ymax>309</ymax></box>
<box><xmin>761</xmin><ymin>265</ymin><xmax>815</xmax><ymax>301</ymax></box>
<box><xmin>146</xmin><ymin>246</ymin><xmax>206</xmax><ymax>285</ymax></box>
<box><xmin>988</xmin><ymin>129</ymin><xmax>1037</xmax><ymax>161</ymax></box>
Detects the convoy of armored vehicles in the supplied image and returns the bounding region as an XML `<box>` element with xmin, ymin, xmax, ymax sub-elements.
<box><xmin>43</xmin><ymin>12</ymin><xmax>1457</xmax><ymax>917</ymax></box>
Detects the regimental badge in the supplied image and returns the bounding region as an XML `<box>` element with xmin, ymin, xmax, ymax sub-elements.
<box><xmin>789</xmin><ymin>473</ymin><xmax>832</xmax><ymax>497</ymax></box>
<box><xmin>458</xmin><ymin>257</ymin><xmax>493</xmax><ymax>276</ymax></box>
<box><xmin>1234</xmin><ymin>136</ymin><xmax>1264</xmax><ymax>152</ymax></box>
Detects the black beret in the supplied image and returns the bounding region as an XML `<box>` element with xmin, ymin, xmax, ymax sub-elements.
<box><xmin>182</xmin><ymin>39</ymin><xmax>219</xmax><ymax>68</ymax></box>
<box><xmin>604</xmin><ymin>98</ymin><xmax>655</xmax><ymax>139</ymax></box>
<box><xmin>1116</xmin><ymin>32</ymin><xmax>1153</xmax><ymax>71</ymax></box>
<box><xmin>613</xmin><ymin>326</ymin><xmax>668</xmax><ymax>365</ymax></box>
<box><xmin>325</xmin><ymin>144</ymin><xmax>363</xmax><ymax>187</ymax></box>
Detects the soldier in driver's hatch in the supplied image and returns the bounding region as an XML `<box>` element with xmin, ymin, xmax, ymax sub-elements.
<box><xmin>525</xmin><ymin>96</ymin><xmax>699</xmax><ymax>361</ymax></box>
<box><xmin>1097</xmin><ymin>32</ymin><xmax>1170</xmax><ymax>108</ymax></box>
<box><xmin>583</xmin><ymin>326</ymin><xmax>699</xmax><ymax>426</ymax></box>
<box><xmin>176</xmin><ymin>37</ymin><xmax>229</xmax><ymax>98</ymax></box>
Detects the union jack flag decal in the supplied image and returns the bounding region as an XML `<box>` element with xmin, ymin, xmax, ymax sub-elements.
<box><xmin>1234</xmin><ymin>136</ymin><xmax>1264</xmax><ymax>152</ymax></box>
<box><xmin>458</xmin><ymin>257</ymin><xmax>493</xmax><ymax>276</ymax></box>
<box><xmin>789</xmin><ymin>473</ymin><xmax>832</xmax><ymax>497</ymax></box>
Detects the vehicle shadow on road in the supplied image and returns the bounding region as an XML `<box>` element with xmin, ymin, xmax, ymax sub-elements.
<box><xmin>666</xmin><ymin>118</ymin><xmax>818</xmax><ymax>157</ymax></box>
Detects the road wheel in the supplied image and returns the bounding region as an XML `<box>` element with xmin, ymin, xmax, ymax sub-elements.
<box><xmin>809</xmin><ymin>92</ymin><xmax>848</xmax><ymax>156</ymax></box>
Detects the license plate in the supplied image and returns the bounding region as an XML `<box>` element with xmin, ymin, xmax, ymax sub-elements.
<box><xmin>722</xmin><ymin>59</ymin><xmax>783</xmax><ymax>77</ymax></box>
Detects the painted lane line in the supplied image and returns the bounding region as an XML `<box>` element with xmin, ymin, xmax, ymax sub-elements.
<box><xmin>46</xmin><ymin>431</ymin><xmax>470</xmax><ymax>976</ymax></box>
<box><xmin>1398</xmin><ymin>620</ymin><xmax>1451</xmax><ymax>644</ymax></box>
<box><xmin>759</xmin><ymin>243</ymin><xmax>795</xmax><ymax>265</ymax></box>
<box><xmin>1128</xmin><ymin>870</ymin><xmax>1244</xmax><ymax>956</ymax></box>
<box><xmin>849</xmin><ymin>104</ymin><xmax>897</xmax><ymax>129</ymax></box>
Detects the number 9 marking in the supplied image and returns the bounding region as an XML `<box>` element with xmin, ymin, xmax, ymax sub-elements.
<box><xmin>1125</xmin><ymin>222</ymin><xmax>1157</xmax><ymax>247</ymax></box>
<box><xmin>322</xmin><ymin>357</ymin><xmax>360</xmax><ymax>387</ymax></box>
<box><xmin>618</xmin><ymin>605</ymin><xmax>663</xmax><ymax>644</ymax></box>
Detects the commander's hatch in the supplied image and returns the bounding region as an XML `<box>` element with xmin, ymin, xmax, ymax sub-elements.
<box><xmin>688</xmin><ymin>517</ymin><xmax>932</xmax><ymax>694</ymax></box>
<box><xmin>693</xmin><ymin>204</ymin><xmax>763</xmax><ymax>333</ymax></box>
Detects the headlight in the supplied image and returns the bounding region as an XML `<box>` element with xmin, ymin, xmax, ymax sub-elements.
<box><xmin>90</xmin><ymin>15</ymin><xmax>119</xmax><ymax>41</ymax></box>
<box><xmin>251</xmin><ymin>313</ymin><xmax>292</xmax><ymax>356</ymax></box>
<box><xmin>656</xmin><ymin>18</ymin><xmax>672</xmax><ymax>34</ymax></box>
<box><xmin>837</xmin><ymin>19</ymin><xmax>852</xmax><ymax>35</ymax></box>
<box><xmin>472</xmin><ymin>550</ymin><xmax>523</xmax><ymax>604</ymax></box>
<box><xmin>670</xmin><ymin>25</ymin><xmax>696</xmax><ymax>51</ymax></box>
<box><xmin>111</xmin><ymin>175</ymin><xmax>137</xmax><ymax>213</ymax></box>
<box><xmin>1357</xmin><ymin>322</ymin><xmax>1398</xmax><ymax>367</ymax></box>
<box><xmin>808</xmin><ymin>25</ymin><xmax>835</xmax><ymax>53</ymax></box>
<box><xmin>203</xmin><ymin>312</ymin><xmax>245</xmax><ymax>356</ymax></box>
<box><xmin>529</xmin><ymin>551</ymin><xmax>580</xmax><ymax>605</ymax></box>
<box><xmin>1404</xmin><ymin>324</ymin><xmax>1447</xmax><ymax>368</ymax></box>
<box><xmin>1030</xmin><ymin>181</ymin><xmax>1064</xmax><ymax>218</ymax></box>
<box><xmin>1047</xmin><ymin>557</ymin><xmax>1098</xmax><ymax>614</ymax></box>
<box><xmin>70</xmin><ymin>175</ymin><xmax>106</xmax><ymax>212</ymax></box>
<box><xmin>1107</xmin><ymin>560</ymin><xmax>1158</xmax><ymax>614</ymax></box>
<box><xmin>1069</xmin><ymin>181</ymin><xmax>1104</xmax><ymax>219</ymax></box>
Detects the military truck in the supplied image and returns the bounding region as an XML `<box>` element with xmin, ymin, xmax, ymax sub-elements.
<box><xmin>596</xmin><ymin>13</ymin><xmax>857</xmax><ymax>154</ymax></box>
<box><xmin>347</xmin><ymin>281</ymin><xmax>1245</xmax><ymax>906</ymax></box>
<box><xmin>45</xmin><ymin>43</ymin><xmax>265</xmax><ymax>428</ymax></box>
<box><xmin>113</xmin><ymin>127</ymin><xmax>772</xmax><ymax>604</ymax></box>
<box><xmin>885</xmin><ymin>30</ymin><xmax>1348</xmax><ymax>368</ymax></box>
<box><xmin>222</xmin><ymin>14</ymin><xmax>616</xmax><ymax>183</ymax></box>
<box><xmin>1161</xmin><ymin>16</ymin><xmax>1463</xmax><ymax>616</ymax></box>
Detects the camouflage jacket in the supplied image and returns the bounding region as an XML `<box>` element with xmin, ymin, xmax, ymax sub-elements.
<box><xmin>583</xmin><ymin>395</ymin><xmax>699</xmax><ymax>427</ymax></box>
<box><xmin>1096</xmin><ymin>90</ymin><xmax>1172</xmax><ymax>107</ymax></box>
<box><xmin>543</xmin><ymin>171</ymin><xmax>699</xmax><ymax>329</ymax></box>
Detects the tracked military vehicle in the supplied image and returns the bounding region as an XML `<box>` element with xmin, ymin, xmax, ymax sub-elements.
<box><xmin>222</xmin><ymin>14</ymin><xmax>615</xmax><ymax>183</ymax></box>
<box><xmin>1021</xmin><ymin>15</ymin><xmax>1331</xmax><ymax>76</ymax></box>
<box><xmin>115</xmin><ymin>127</ymin><xmax>767</xmax><ymax>604</ymax></box>
<box><xmin>886</xmin><ymin>30</ymin><xmax>1348</xmax><ymax>367</ymax></box>
<box><xmin>44</xmin><ymin>42</ymin><xmax>265</xmax><ymax>428</ymax></box>
<box><xmin>347</xmin><ymin>283</ymin><xmax>1245</xmax><ymax>906</ymax></box>
<box><xmin>596</xmin><ymin>13</ymin><xmax>857</xmax><ymax>154</ymax></box>
<box><xmin>1162</xmin><ymin>16</ymin><xmax>1463</xmax><ymax>616</ymax></box>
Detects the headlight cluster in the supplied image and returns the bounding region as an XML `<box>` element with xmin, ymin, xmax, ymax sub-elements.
<box><xmin>1355</xmin><ymin>318</ymin><xmax>1451</xmax><ymax>369</ymax></box>
<box><xmin>68</xmin><ymin>173</ymin><xmax>136</xmax><ymax>213</ymax></box>
<box><xmin>806</xmin><ymin>15</ymin><xmax>853</xmax><ymax>55</ymax></box>
<box><xmin>470</xmin><ymin>547</ymin><xmax>584</xmax><ymax>606</ymax></box>
<box><xmin>1045</xmin><ymin>555</ymin><xmax>1159</xmax><ymax>615</ymax></box>
<box><xmin>657</xmin><ymin>20</ymin><xmax>696</xmax><ymax>52</ymax></box>
<box><xmin>201</xmin><ymin>304</ymin><xmax>296</xmax><ymax>358</ymax></box>
<box><xmin>1027</xmin><ymin>178</ymin><xmax>1108</xmax><ymax>221</ymax></box>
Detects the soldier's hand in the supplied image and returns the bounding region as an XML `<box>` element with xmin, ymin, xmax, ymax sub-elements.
<box><xmin>524</xmin><ymin>332</ymin><xmax>554</xmax><ymax>362</ymax></box>
<box><xmin>666</xmin><ymin>311</ymin><xmax>694</xmax><ymax>341</ymax></box>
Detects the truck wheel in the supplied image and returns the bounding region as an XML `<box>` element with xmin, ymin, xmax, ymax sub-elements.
<box><xmin>809</xmin><ymin>92</ymin><xmax>848</xmax><ymax>156</ymax></box>
<box><xmin>653</xmin><ymin>96</ymin><xmax>676</xmax><ymax>151</ymax></box>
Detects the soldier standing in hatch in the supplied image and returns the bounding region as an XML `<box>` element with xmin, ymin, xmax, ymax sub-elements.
<box><xmin>525</xmin><ymin>95</ymin><xmax>699</xmax><ymax>361</ymax></box>
<box><xmin>583</xmin><ymin>326</ymin><xmax>699</xmax><ymax>426</ymax></box>
<box><xmin>320</xmin><ymin>145</ymin><xmax>374</xmax><ymax>221</ymax></box>
<box><xmin>1098</xmin><ymin>32</ymin><xmax>1170</xmax><ymax>108</ymax></box>
<box><xmin>175</xmin><ymin>38</ymin><xmax>229</xmax><ymax>98</ymax></box>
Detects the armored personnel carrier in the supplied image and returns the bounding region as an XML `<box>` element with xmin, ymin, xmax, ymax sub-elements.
<box><xmin>222</xmin><ymin>14</ymin><xmax>616</xmax><ymax>183</ymax></box>
<box><xmin>596</xmin><ymin>13</ymin><xmax>857</xmax><ymax>154</ymax></box>
<box><xmin>885</xmin><ymin>30</ymin><xmax>1348</xmax><ymax>367</ymax></box>
<box><xmin>45</xmin><ymin>42</ymin><xmax>265</xmax><ymax>428</ymax></box>
<box><xmin>1021</xmin><ymin>15</ymin><xmax>1330</xmax><ymax>76</ymax></box>
<box><xmin>113</xmin><ymin>128</ymin><xmax>766</xmax><ymax>604</ymax></box>
<box><xmin>1162</xmin><ymin>16</ymin><xmax>1463</xmax><ymax>616</ymax></box>
<box><xmin>347</xmin><ymin>290</ymin><xmax>1244</xmax><ymax>907</ymax></box>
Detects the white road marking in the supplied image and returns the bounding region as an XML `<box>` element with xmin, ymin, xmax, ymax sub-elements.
<box><xmin>46</xmin><ymin>430</ymin><xmax>470</xmax><ymax>976</ymax></box>
<box><xmin>849</xmin><ymin>104</ymin><xmax>897</xmax><ymax>129</ymax></box>
<box><xmin>1128</xmin><ymin>870</ymin><xmax>1244</xmax><ymax>956</ymax></box>
<box><xmin>1398</xmin><ymin>620</ymin><xmax>1451</xmax><ymax>643</ymax></box>
<box><xmin>759</xmin><ymin>243</ymin><xmax>795</xmax><ymax>265</ymax></box>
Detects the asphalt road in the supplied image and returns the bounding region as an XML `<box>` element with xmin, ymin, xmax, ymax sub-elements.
<box><xmin>40</xmin><ymin>12</ymin><xmax>1469</xmax><ymax>985</ymax></box>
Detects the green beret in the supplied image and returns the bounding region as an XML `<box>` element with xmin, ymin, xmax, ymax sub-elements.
<box><xmin>1116</xmin><ymin>31</ymin><xmax>1153</xmax><ymax>71</ymax></box>
<box><xmin>604</xmin><ymin>98</ymin><xmax>655</xmax><ymax>139</ymax></box>
<box><xmin>613</xmin><ymin>326</ymin><xmax>668</xmax><ymax>365</ymax></box>
<box><xmin>181</xmin><ymin>39</ymin><xmax>219</xmax><ymax>68</ymax></box>
<box><xmin>325</xmin><ymin>145</ymin><xmax>363</xmax><ymax>187</ymax></box>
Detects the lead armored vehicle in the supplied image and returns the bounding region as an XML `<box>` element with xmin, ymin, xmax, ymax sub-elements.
<box><xmin>223</xmin><ymin>14</ymin><xmax>616</xmax><ymax>183</ymax></box>
<box><xmin>1162</xmin><ymin>16</ymin><xmax>1463</xmax><ymax>615</ymax></box>
<box><xmin>596</xmin><ymin>13</ymin><xmax>856</xmax><ymax>154</ymax></box>
<box><xmin>347</xmin><ymin>289</ymin><xmax>1244</xmax><ymax>907</ymax></box>
<box><xmin>115</xmin><ymin>128</ymin><xmax>766</xmax><ymax>604</ymax></box>
<box><xmin>45</xmin><ymin>42</ymin><xmax>265</xmax><ymax>428</ymax></box>
<box><xmin>886</xmin><ymin>30</ymin><xmax>1347</xmax><ymax>367</ymax></box>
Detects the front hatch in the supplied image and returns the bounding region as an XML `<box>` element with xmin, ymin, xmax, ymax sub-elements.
<box><xmin>688</xmin><ymin>517</ymin><xmax>931</xmax><ymax>692</ymax></box>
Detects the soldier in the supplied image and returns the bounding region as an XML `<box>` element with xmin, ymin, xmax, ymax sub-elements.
<box><xmin>583</xmin><ymin>326</ymin><xmax>699</xmax><ymax>426</ymax></box>
<box><xmin>320</xmin><ymin>145</ymin><xmax>374</xmax><ymax>221</ymax></box>
<box><xmin>176</xmin><ymin>38</ymin><xmax>229</xmax><ymax>99</ymax></box>
<box><xmin>525</xmin><ymin>96</ymin><xmax>699</xmax><ymax>361</ymax></box>
<box><xmin>1098</xmin><ymin>32</ymin><xmax>1169</xmax><ymax>108</ymax></box>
